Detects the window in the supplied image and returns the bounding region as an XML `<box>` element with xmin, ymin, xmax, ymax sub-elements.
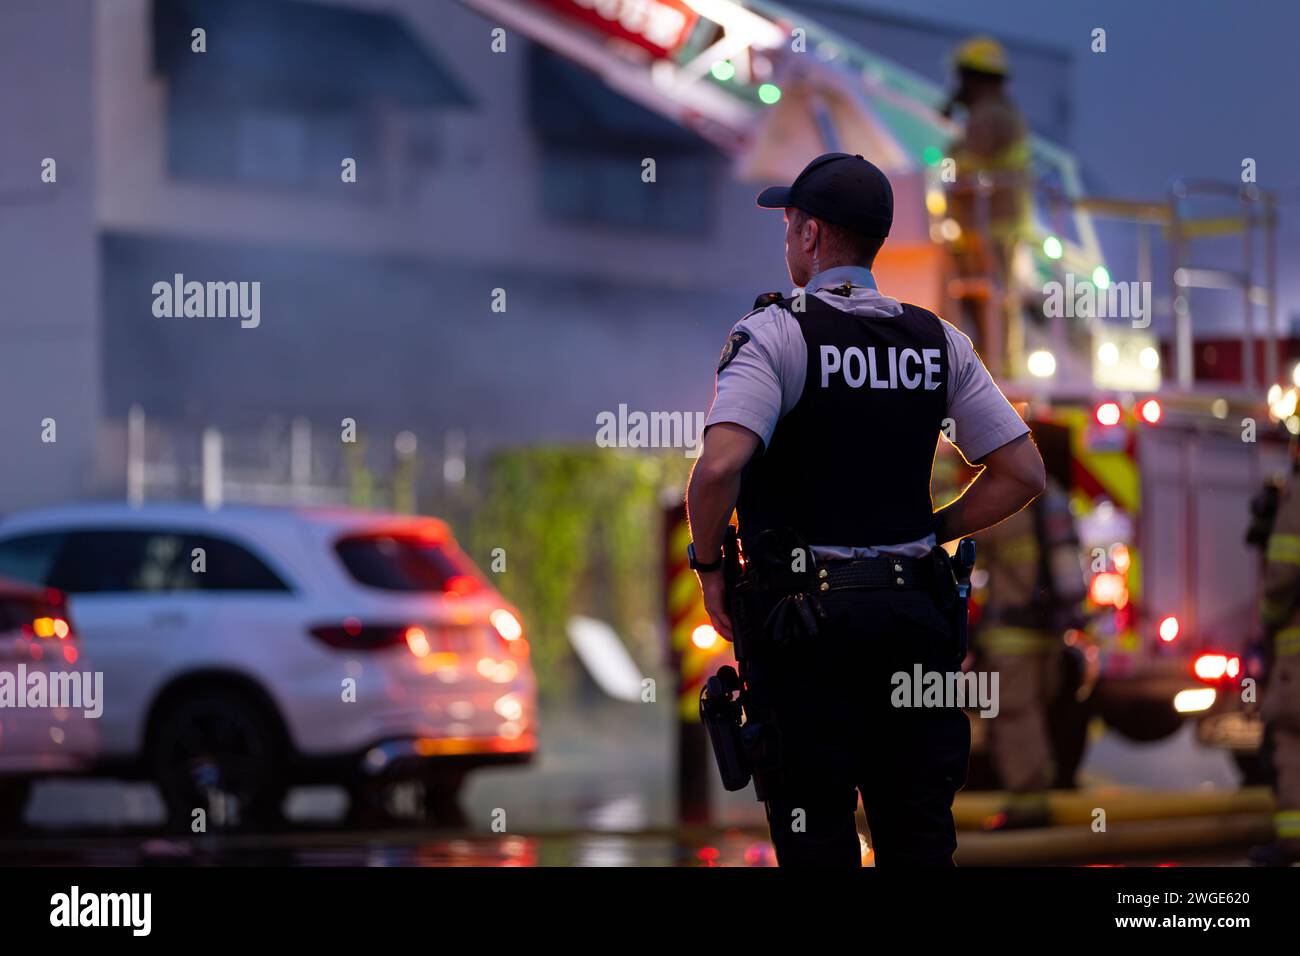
<box><xmin>153</xmin><ymin>0</ymin><xmax>474</xmax><ymax>196</ymax></box>
<box><xmin>529</xmin><ymin>47</ymin><xmax>718</xmax><ymax>234</ymax></box>
<box><xmin>46</xmin><ymin>531</ymin><xmax>186</xmax><ymax>594</ymax></box>
<box><xmin>335</xmin><ymin>535</ymin><xmax>481</xmax><ymax>593</ymax></box>
<box><xmin>41</xmin><ymin>530</ymin><xmax>288</xmax><ymax>594</ymax></box>
<box><xmin>0</xmin><ymin>533</ymin><xmax>68</xmax><ymax>587</ymax></box>
<box><xmin>166</xmin><ymin>84</ymin><xmax>380</xmax><ymax>195</ymax></box>
<box><xmin>185</xmin><ymin>534</ymin><xmax>290</xmax><ymax>592</ymax></box>
<box><xmin>538</xmin><ymin>151</ymin><xmax>716</xmax><ymax>234</ymax></box>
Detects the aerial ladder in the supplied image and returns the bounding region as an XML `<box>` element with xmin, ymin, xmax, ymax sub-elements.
<box><xmin>457</xmin><ymin>0</ymin><xmax>1110</xmax><ymax>379</ymax></box>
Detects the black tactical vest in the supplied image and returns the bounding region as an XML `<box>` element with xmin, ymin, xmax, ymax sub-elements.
<box><xmin>737</xmin><ymin>293</ymin><xmax>949</xmax><ymax>547</ymax></box>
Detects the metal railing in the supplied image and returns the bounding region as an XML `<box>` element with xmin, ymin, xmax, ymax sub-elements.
<box><xmin>1057</xmin><ymin>181</ymin><xmax>1279</xmax><ymax>393</ymax></box>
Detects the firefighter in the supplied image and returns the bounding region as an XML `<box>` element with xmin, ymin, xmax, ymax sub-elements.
<box><xmin>1250</xmin><ymin>440</ymin><xmax>1300</xmax><ymax>865</ymax></box>
<box><xmin>942</xmin><ymin>35</ymin><xmax>1032</xmax><ymax>378</ymax></box>
<box><xmin>977</xmin><ymin>471</ymin><xmax>1086</xmax><ymax>829</ymax></box>
<box><xmin>685</xmin><ymin>152</ymin><xmax>1045</xmax><ymax>866</ymax></box>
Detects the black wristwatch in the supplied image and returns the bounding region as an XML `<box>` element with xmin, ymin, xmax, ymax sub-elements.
<box><xmin>687</xmin><ymin>542</ymin><xmax>723</xmax><ymax>573</ymax></box>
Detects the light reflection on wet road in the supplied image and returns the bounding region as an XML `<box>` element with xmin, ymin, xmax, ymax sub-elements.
<box><xmin>0</xmin><ymin>824</ymin><xmax>1255</xmax><ymax>867</ymax></box>
<box><xmin>0</xmin><ymin>826</ymin><xmax>781</xmax><ymax>867</ymax></box>
<box><xmin>2</xmin><ymin>712</ymin><xmax>1258</xmax><ymax>867</ymax></box>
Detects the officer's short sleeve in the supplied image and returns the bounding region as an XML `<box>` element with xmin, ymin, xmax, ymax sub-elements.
<box><xmin>705</xmin><ymin>305</ymin><xmax>806</xmax><ymax>449</ymax></box>
<box><xmin>941</xmin><ymin>320</ymin><xmax>1029</xmax><ymax>462</ymax></box>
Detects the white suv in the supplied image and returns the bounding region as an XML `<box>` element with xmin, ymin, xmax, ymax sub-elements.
<box><xmin>0</xmin><ymin>503</ymin><xmax>536</xmax><ymax>829</ymax></box>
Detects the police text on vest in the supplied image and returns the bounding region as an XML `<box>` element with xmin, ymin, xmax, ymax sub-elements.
<box><xmin>819</xmin><ymin>345</ymin><xmax>941</xmax><ymax>390</ymax></box>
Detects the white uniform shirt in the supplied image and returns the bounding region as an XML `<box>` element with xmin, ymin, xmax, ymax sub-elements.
<box><xmin>705</xmin><ymin>266</ymin><xmax>1029</xmax><ymax>559</ymax></box>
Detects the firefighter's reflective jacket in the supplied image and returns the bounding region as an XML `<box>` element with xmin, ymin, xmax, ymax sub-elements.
<box><xmin>1261</xmin><ymin>479</ymin><xmax>1300</xmax><ymax>657</ymax></box>
<box><xmin>979</xmin><ymin>478</ymin><xmax>1086</xmax><ymax>649</ymax></box>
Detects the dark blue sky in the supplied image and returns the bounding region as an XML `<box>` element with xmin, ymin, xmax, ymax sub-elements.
<box><xmin>824</xmin><ymin>0</ymin><xmax>1300</xmax><ymax>332</ymax></box>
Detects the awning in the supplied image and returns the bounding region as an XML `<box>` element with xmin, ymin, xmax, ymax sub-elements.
<box><xmin>151</xmin><ymin>0</ymin><xmax>472</xmax><ymax>107</ymax></box>
<box><xmin>528</xmin><ymin>47</ymin><xmax>711</xmax><ymax>154</ymax></box>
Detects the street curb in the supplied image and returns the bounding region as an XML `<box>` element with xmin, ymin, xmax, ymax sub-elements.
<box><xmin>953</xmin><ymin>812</ymin><xmax>1272</xmax><ymax>866</ymax></box>
<box><xmin>953</xmin><ymin>787</ymin><xmax>1273</xmax><ymax>830</ymax></box>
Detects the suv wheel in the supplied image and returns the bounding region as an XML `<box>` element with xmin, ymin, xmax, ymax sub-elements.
<box><xmin>149</xmin><ymin>691</ymin><xmax>287</xmax><ymax>832</ymax></box>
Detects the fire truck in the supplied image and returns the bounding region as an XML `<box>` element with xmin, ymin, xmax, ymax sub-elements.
<box><xmin>467</xmin><ymin>0</ymin><xmax>1290</xmax><ymax>782</ymax></box>
<box><xmin>945</xmin><ymin>166</ymin><xmax>1286</xmax><ymax>782</ymax></box>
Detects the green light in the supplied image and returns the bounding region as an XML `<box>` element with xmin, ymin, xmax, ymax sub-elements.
<box><xmin>922</xmin><ymin>146</ymin><xmax>943</xmax><ymax>167</ymax></box>
<box><xmin>1043</xmin><ymin>235</ymin><xmax>1063</xmax><ymax>260</ymax></box>
<box><xmin>758</xmin><ymin>83</ymin><xmax>782</xmax><ymax>105</ymax></box>
<box><xmin>711</xmin><ymin>60</ymin><xmax>735</xmax><ymax>82</ymax></box>
<box><xmin>1092</xmin><ymin>265</ymin><xmax>1111</xmax><ymax>289</ymax></box>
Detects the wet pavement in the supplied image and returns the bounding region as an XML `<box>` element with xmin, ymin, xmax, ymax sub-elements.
<box><xmin>0</xmin><ymin>705</ymin><xmax>1267</xmax><ymax>867</ymax></box>
<box><xmin>0</xmin><ymin>822</ymin><xmax>1258</xmax><ymax>867</ymax></box>
<box><xmin>0</xmin><ymin>826</ymin><xmax>770</xmax><ymax>867</ymax></box>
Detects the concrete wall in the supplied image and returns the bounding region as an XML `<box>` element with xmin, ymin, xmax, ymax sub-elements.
<box><xmin>0</xmin><ymin>1</ymin><xmax>99</xmax><ymax>511</ymax></box>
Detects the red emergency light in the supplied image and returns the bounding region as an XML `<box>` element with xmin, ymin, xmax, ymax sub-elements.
<box><xmin>535</xmin><ymin>0</ymin><xmax>699</xmax><ymax>58</ymax></box>
<box><xmin>1139</xmin><ymin>398</ymin><xmax>1162</xmax><ymax>424</ymax></box>
<box><xmin>1089</xmin><ymin>571</ymin><xmax>1127</xmax><ymax>607</ymax></box>
<box><xmin>1194</xmin><ymin>653</ymin><xmax>1241</xmax><ymax>681</ymax></box>
<box><xmin>1095</xmin><ymin>401</ymin><xmax>1122</xmax><ymax>427</ymax></box>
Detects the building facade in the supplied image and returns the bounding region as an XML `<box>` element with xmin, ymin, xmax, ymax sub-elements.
<box><xmin>0</xmin><ymin>0</ymin><xmax>1073</xmax><ymax>508</ymax></box>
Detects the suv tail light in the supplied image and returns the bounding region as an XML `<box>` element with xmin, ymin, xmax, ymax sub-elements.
<box><xmin>1</xmin><ymin>587</ymin><xmax>77</xmax><ymax>663</ymax></box>
<box><xmin>443</xmin><ymin>574</ymin><xmax>480</xmax><ymax>597</ymax></box>
<box><xmin>490</xmin><ymin>608</ymin><xmax>523</xmax><ymax>642</ymax></box>
<box><xmin>489</xmin><ymin>608</ymin><xmax>529</xmax><ymax>659</ymax></box>
<box><xmin>28</xmin><ymin>615</ymin><xmax>72</xmax><ymax>640</ymax></box>
<box><xmin>309</xmin><ymin>620</ymin><xmax>487</xmax><ymax>661</ymax></box>
<box><xmin>310</xmin><ymin>620</ymin><xmax>414</xmax><ymax>651</ymax></box>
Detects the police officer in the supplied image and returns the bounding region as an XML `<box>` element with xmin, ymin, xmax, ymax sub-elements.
<box><xmin>686</xmin><ymin>153</ymin><xmax>1046</xmax><ymax>867</ymax></box>
<box><xmin>1250</xmin><ymin>441</ymin><xmax>1300</xmax><ymax>865</ymax></box>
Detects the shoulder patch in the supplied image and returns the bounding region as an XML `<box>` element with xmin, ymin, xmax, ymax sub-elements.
<box><xmin>717</xmin><ymin>328</ymin><xmax>751</xmax><ymax>373</ymax></box>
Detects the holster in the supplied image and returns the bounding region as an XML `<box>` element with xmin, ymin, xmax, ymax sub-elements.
<box><xmin>699</xmin><ymin>665</ymin><xmax>750</xmax><ymax>791</ymax></box>
<box><xmin>950</xmin><ymin>538</ymin><xmax>977</xmax><ymax>659</ymax></box>
<box><xmin>698</xmin><ymin>526</ymin><xmax>803</xmax><ymax>801</ymax></box>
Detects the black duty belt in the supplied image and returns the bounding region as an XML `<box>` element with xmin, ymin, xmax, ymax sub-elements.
<box><xmin>815</xmin><ymin>555</ymin><xmax>934</xmax><ymax>594</ymax></box>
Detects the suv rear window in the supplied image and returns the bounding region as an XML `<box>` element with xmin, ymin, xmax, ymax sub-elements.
<box><xmin>335</xmin><ymin>534</ymin><xmax>482</xmax><ymax>593</ymax></box>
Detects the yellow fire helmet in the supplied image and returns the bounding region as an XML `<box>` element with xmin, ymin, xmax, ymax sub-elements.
<box><xmin>953</xmin><ymin>35</ymin><xmax>1010</xmax><ymax>77</ymax></box>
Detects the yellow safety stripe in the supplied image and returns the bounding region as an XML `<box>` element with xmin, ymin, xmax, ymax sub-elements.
<box><xmin>1267</xmin><ymin>534</ymin><xmax>1300</xmax><ymax>567</ymax></box>
<box><xmin>1007</xmin><ymin>791</ymin><xmax>1050</xmax><ymax>811</ymax></box>
<box><xmin>1276</xmin><ymin>811</ymin><xmax>1300</xmax><ymax>838</ymax></box>
<box><xmin>1276</xmin><ymin>627</ymin><xmax>1300</xmax><ymax>657</ymax></box>
<box><xmin>979</xmin><ymin>626</ymin><xmax>1054</xmax><ymax>654</ymax></box>
<box><xmin>668</xmin><ymin>572</ymin><xmax>700</xmax><ymax>619</ymax></box>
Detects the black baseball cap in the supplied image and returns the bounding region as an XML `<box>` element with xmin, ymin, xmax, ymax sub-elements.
<box><xmin>756</xmin><ymin>152</ymin><xmax>893</xmax><ymax>238</ymax></box>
